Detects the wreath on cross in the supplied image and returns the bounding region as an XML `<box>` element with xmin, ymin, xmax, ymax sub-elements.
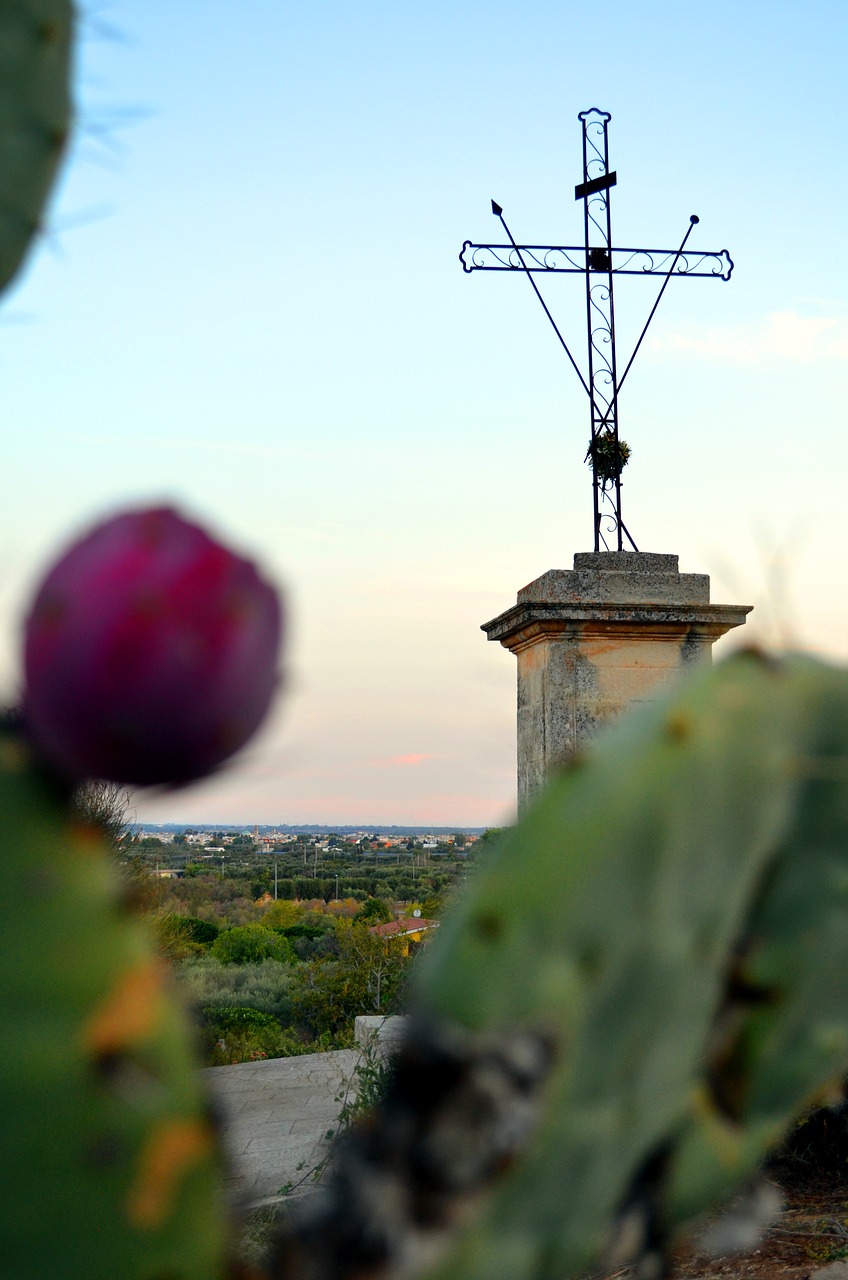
<box><xmin>587</xmin><ymin>429</ymin><xmax>631</xmax><ymax>487</ymax></box>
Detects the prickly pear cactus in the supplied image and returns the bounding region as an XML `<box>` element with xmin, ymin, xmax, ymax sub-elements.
<box><xmin>0</xmin><ymin>727</ymin><xmax>228</xmax><ymax>1279</ymax></box>
<box><xmin>0</xmin><ymin>0</ymin><xmax>73</xmax><ymax>294</ymax></box>
<box><xmin>412</xmin><ymin>652</ymin><xmax>848</xmax><ymax>1280</ymax></box>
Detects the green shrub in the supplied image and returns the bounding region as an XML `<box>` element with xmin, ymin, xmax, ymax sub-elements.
<box><xmin>175</xmin><ymin>956</ymin><xmax>295</xmax><ymax>1022</ymax></box>
<box><xmin>200</xmin><ymin>1005</ymin><xmax>319</xmax><ymax>1064</ymax></box>
<box><xmin>177</xmin><ymin>915</ymin><xmax>221</xmax><ymax>946</ymax></box>
<box><xmin>206</xmin><ymin>1024</ymin><xmax>290</xmax><ymax>1065</ymax></box>
<box><xmin>200</xmin><ymin>1004</ymin><xmax>278</xmax><ymax>1031</ymax></box>
<box><xmin>274</xmin><ymin>923</ymin><xmax>339</xmax><ymax>962</ymax></box>
<box><xmin>211</xmin><ymin>923</ymin><xmax>295</xmax><ymax>965</ymax></box>
<box><xmin>277</xmin><ymin>924</ymin><xmax>327</xmax><ymax>941</ymax></box>
<box><xmin>291</xmin><ymin>933</ymin><xmax>339</xmax><ymax>962</ymax></box>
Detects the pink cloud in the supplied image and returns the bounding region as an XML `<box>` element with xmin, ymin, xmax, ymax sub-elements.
<box><xmin>369</xmin><ymin>752</ymin><xmax>436</xmax><ymax>768</ymax></box>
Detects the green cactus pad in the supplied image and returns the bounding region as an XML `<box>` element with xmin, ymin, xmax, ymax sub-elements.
<box><xmin>0</xmin><ymin>729</ymin><xmax>227</xmax><ymax>1278</ymax></box>
<box><xmin>416</xmin><ymin>653</ymin><xmax>848</xmax><ymax>1280</ymax></box>
<box><xmin>0</xmin><ymin>0</ymin><xmax>73</xmax><ymax>295</ymax></box>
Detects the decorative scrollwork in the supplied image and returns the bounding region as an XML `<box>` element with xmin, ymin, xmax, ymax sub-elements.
<box><xmin>586</xmin><ymin>199</ymin><xmax>609</xmax><ymax>240</ymax></box>
<box><xmin>588</xmin><ymin>281</ymin><xmax>612</xmax><ymax>308</ymax></box>
<box><xmin>596</xmin><ymin>494</ymin><xmax>621</xmax><ymax>552</ymax></box>
<box><xmin>612</xmin><ymin>247</ymin><xmax>734</xmax><ymax>280</ymax></box>
<box><xmin>459</xmin><ymin>242</ymin><xmax>733</xmax><ymax>279</ymax></box>
<box><xmin>579</xmin><ymin>108</ymin><xmax>612</xmax><ymax>176</ymax></box>
<box><xmin>542</xmin><ymin>247</ymin><xmax>583</xmax><ymax>271</ymax></box>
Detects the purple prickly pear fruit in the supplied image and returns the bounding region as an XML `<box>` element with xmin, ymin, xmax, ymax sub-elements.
<box><xmin>22</xmin><ymin>506</ymin><xmax>283</xmax><ymax>785</ymax></box>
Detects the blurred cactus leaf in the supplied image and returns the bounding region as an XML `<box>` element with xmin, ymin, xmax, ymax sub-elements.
<box><xmin>0</xmin><ymin>728</ymin><xmax>228</xmax><ymax>1278</ymax></box>
<box><xmin>0</xmin><ymin>0</ymin><xmax>73</xmax><ymax>295</ymax></box>
<box><xmin>416</xmin><ymin>654</ymin><xmax>848</xmax><ymax>1280</ymax></box>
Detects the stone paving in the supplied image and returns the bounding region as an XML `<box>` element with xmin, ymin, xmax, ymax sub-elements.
<box><xmin>204</xmin><ymin>1048</ymin><xmax>360</xmax><ymax>1206</ymax></box>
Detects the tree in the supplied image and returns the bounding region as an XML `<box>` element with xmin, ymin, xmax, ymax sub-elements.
<box><xmin>250</xmin><ymin>869</ymin><xmax>272</xmax><ymax>899</ymax></box>
<box><xmin>325</xmin><ymin>897</ymin><xmax>360</xmax><ymax>918</ymax></box>
<box><xmin>262</xmin><ymin>899</ymin><xmax>304</xmax><ymax>929</ymax></box>
<box><xmin>291</xmin><ymin>921</ymin><xmax>409</xmax><ymax>1037</ymax></box>
<box><xmin>73</xmin><ymin>779</ymin><xmax>135</xmax><ymax>851</ymax></box>
<box><xmin>356</xmin><ymin>897</ymin><xmax>393</xmax><ymax>924</ymax></box>
<box><xmin>338</xmin><ymin>920</ymin><xmax>410</xmax><ymax>1013</ymax></box>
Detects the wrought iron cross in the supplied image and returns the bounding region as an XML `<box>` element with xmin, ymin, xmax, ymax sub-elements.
<box><xmin>459</xmin><ymin>108</ymin><xmax>733</xmax><ymax>552</ymax></box>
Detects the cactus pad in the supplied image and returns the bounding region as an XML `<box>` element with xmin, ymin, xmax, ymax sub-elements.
<box><xmin>0</xmin><ymin>0</ymin><xmax>73</xmax><ymax>295</ymax></box>
<box><xmin>415</xmin><ymin>653</ymin><xmax>848</xmax><ymax>1280</ymax></box>
<box><xmin>0</xmin><ymin>727</ymin><xmax>228</xmax><ymax>1278</ymax></box>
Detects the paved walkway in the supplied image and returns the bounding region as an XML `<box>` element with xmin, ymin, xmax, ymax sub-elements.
<box><xmin>204</xmin><ymin>1049</ymin><xmax>360</xmax><ymax>1206</ymax></box>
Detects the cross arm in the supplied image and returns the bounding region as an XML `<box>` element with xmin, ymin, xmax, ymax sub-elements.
<box><xmin>459</xmin><ymin>242</ymin><xmax>733</xmax><ymax>280</ymax></box>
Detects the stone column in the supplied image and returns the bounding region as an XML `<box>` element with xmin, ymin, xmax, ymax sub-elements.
<box><xmin>482</xmin><ymin>552</ymin><xmax>752</xmax><ymax>812</ymax></box>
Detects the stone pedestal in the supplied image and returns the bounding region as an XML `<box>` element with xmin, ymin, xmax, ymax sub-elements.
<box><xmin>482</xmin><ymin>552</ymin><xmax>752</xmax><ymax>812</ymax></box>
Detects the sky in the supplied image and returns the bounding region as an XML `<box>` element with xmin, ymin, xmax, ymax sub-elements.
<box><xmin>1</xmin><ymin>0</ymin><xmax>846</xmax><ymax>827</ymax></box>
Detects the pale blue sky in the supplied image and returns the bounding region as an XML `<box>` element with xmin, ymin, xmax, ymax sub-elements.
<box><xmin>1</xmin><ymin>1</ymin><xmax>846</xmax><ymax>824</ymax></box>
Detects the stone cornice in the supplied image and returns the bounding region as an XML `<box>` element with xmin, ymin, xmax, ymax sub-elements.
<box><xmin>482</xmin><ymin>600</ymin><xmax>753</xmax><ymax>649</ymax></box>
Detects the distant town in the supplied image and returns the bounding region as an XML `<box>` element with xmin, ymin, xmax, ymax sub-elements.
<box><xmin>139</xmin><ymin>824</ymin><xmax>486</xmax><ymax>839</ymax></box>
<box><xmin>136</xmin><ymin>824</ymin><xmax>485</xmax><ymax>859</ymax></box>
<box><xmin>132</xmin><ymin>824</ymin><xmax>492</xmax><ymax>886</ymax></box>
